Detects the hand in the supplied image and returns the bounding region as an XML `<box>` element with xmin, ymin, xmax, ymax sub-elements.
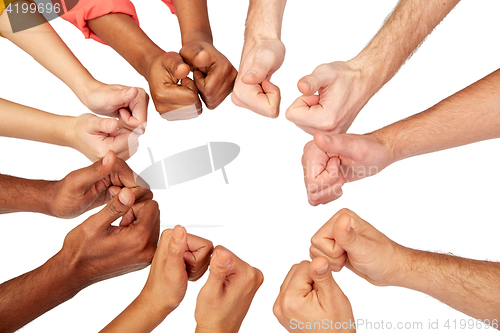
<box><xmin>286</xmin><ymin>60</ymin><xmax>377</xmax><ymax>135</ymax></box>
<box><xmin>60</xmin><ymin>187</ymin><xmax>159</xmax><ymax>285</ymax></box>
<box><xmin>195</xmin><ymin>246</ymin><xmax>263</xmax><ymax>333</ymax></box>
<box><xmin>232</xmin><ymin>38</ymin><xmax>285</xmax><ymax>118</ymax></box>
<box><xmin>145</xmin><ymin>51</ymin><xmax>202</xmax><ymax>121</ymax></box>
<box><xmin>140</xmin><ymin>225</ymin><xmax>213</xmax><ymax>315</ymax></box>
<box><xmin>65</xmin><ymin>113</ymin><xmax>139</xmax><ymax>161</ymax></box>
<box><xmin>48</xmin><ymin>150</ymin><xmax>142</xmax><ymax>219</ymax></box>
<box><xmin>273</xmin><ymin>257</ymin><xmax>355</xmax><ymax>333</ymax></box>
<box><xmin>180</xmin><ymin>41</ymin><xmax>237</xmax><ymax>110</ymax></box>
<box><xmin>303</xmin><ymin>132</ymin><xmax>394</xmax><ymax>205</ymax></box>
<box><xmin>310</xmin><ymin>209</ymin><xmax>406</xmax><ymax>287</ymax></box>
<box><xmin>83</xmin><ymin>83</ymin><xmax>149</xmax><ymax>132</ymax></box>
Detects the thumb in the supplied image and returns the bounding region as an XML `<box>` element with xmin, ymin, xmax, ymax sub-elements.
<box><xmin>332</xmin><ymin>213</ymin><xmax>361</xmax><ymax>253</ymax></box>
<box><xmin>298</xmin><ymin>66</ymin><xmax>335</xmax><ymax>96</ymax></box>
<box><xmin>180</xmin><ymin>43</ymin><xmax>211</xmax><ymax>69</ymax></box>
<box><xmin>314</xmin><ymin>132</ymin><xmax>354</xmax><ymax>157</ymax></box>
<box><xmin>93</xmin><ymin>116</ymin><xmax>119</xmax><ymax>134</ymax></box>
<box><xmin>90</xmin><ymin>187</ymin><xmax>135</xmax><ymax>228</ymax></box>
<box><xmin>203</xmin><ymin>249</ymin><xmax>233</xmax><ymax>295</ymax></box>
<box><xmin>76</xmin><ymin>150</ymin><xmax>117</xmax><ymax>190</ymax></box>
<box><xmin>120</xmin><ymin>87</ymin><xmax>139</xmax><ymax>104</ymax></box>
<box><xmin>309</xmin><ymin>256</ymin><xmax>342</xmax><ymax>304</ymax></box>
<box><xmin>163</xmin><ymin>225</ymin><xmax>189</xmax><ymax>281</ymax></box>
<box><xmin>242</xmin><ymin>49</ymin><xmax>276</xmax><ymax>85</ymax></box>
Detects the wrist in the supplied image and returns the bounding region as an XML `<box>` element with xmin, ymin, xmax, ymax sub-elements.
<box><xmin>347</xmin><ymin>55</ymin><xmax>386</xmax><ymax>97</ymax></box>
<box><xmin>182</xmin><ymin>31</ymin><xmax>213</xmax><ymax>46</ymax></box>
<box><xmin>369</xmin><ymin>127</ymin><xmax>399</xmax><ymax>166</ymax></box>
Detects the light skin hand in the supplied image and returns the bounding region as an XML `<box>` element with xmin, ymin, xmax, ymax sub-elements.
<box><xmin>309</xmin><ymin>209</ymin><xmax>404</xmax><ymax>286</ymax></box>
<box><xmin>286</xmin><ymin>61</ymin><xmax>376</xmax><ymax>135</ymax></box>
<box><xmin>232</xmin><ymin>38</ymin><xmax>285</xmax><ymax>118</ymax></box>
<box><xmin>66</xmin><ymin>113</ymin><xmax>139</xmax><ymax>162</ymax></box>
<box><xmin>82</xmin><ymin>84</ymin><xmax>149</xmax><ymax>132</ymax></box>
<box><xmin>303</xmin><ymin>132</ymin><xmax>394</xmax><ymax>206</ymax></box>
<box><xmin>195</xmin><ymin>246</ymin><xmax>264</xmax><ymax>333</ymax></box>
<box><xmin>48</xmin><ymin>150</ymin><xmax>144</xmax><ymax>219</ymax></box>
<box><xmin>273</xmin><ymin>257</ymin><xmax>355</xmax><ymax>333</ymax></box>
<box><xmin>100</xmin><ymin>226</ymin><xmax>213</xmax><ymax>333</ymax></box>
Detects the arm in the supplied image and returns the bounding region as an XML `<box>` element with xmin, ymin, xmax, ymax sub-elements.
<box><xmin>0</xmin><ymin>151</ymin><xmax>140</xmax><ymax>217</ymax></box>
<box><xmin>174</xmin><ymin>0</ymin><xmax>237</xmax><ymax>110</ymax></box>
<box><xmin>231</xmin><ymin>0</ymin><xmax>286</xmax><ymax>118</ymax></box>
<box><xmin>286</xmin><ymin>0</ymin><xmax>461</xmax><ymax>135</ymax></box>
<box><xmin>0</xmin><ymin>188</ymin><xmax>159</xmax><ymax>333</ymax></box>
<box><xmin>304</xmin><ymin>68</ymin><xmax>500</xmax><ymax>205</ymax></box>
<box><xmin>0</xmin><ymin>3</ymin><xmax>148</xmax><ymax>130</ymax></box>
<box><xmin>86</xmin><ymin>13</ymin><xmax>200</xmax><ymax>120</ymax></box>
<box><xmin>101</xmin><ymin>227</ymin><xmax>213</xmax><ymax>333</ymax></box>
<box><xmin>310</xmin><ymin>209</ymin><xmax>500</xmax><ymax>323</ymax></box>
<box><xmin>0</xmin><ymin>98</ymin><xmax>138</xmax><ymax>161</ymax></box>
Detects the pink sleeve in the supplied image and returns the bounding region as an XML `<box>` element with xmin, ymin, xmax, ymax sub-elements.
<box><xmin>61</xmin><ymin>0</ymin><xmax>140</xmax><ymax>45</ymax></box>
<box><xmin>161</xmin><ymin>0</ymin><xmax>176</xmax><ymax>15</ymax></box>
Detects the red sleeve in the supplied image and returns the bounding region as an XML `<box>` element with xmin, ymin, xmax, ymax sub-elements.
<box><xmin>61</xmin><ymin>0</ymin><xmax>140</xmax><ymax>45</ymax></box>
<box><xmin>161</xmin><ymin>0</ymin><xmax>176</xmax><ymax>15</ymax></box>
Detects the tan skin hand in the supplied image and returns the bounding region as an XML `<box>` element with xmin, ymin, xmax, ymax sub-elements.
<box><xmin>195</xmin><ymin>246</ymin><xmax>263</xmax><ymax>333</ymax></box>
<box><xmin>274</xmin><ymin>257</ymin><xmax>355</xmax><ymax>333</ymax></box>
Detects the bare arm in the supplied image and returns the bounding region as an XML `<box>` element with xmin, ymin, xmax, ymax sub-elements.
<box><xmin>399</xmin><ymin>249</ymin><xmax>500</xmax><ymax>322</ymax></box>
<box><xmin>0</xmin><ymin>175</ymin><xmax>54</xmax><ymax>215</ymax></box>
<box><xmin>232</xmin><ymin>0</ymin><xmax>287</xmax><ymax>117</ymax></box>
<box><xmin>286</xmin><ymin>0</ymin><xmax>461</xmax><ymax>135</ymax></box>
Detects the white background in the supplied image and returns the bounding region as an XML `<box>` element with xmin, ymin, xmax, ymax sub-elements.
<box><xmin>1</xmin><ymin>0</ymin><xmax>500</xmax><ymax>332</ymax></box>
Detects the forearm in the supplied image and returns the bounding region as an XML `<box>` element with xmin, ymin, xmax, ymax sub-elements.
<box><xmin>0</xmin><ymin>2</ymin><xmax>100</xmax><ymax>104</ymax></box>
<box><xmin>0</xmin><ymin>174</ymin><xmax>55</xmax><ymax>215</ymax></box>
<box><xmin>396</xmin><ymin>248</ymin><xmax>500</xmax><ymax>322</ymax></box>
<box><xmin>352</xmin><ymin>0</ymin><xmax>460</xmax><ymax>90</ymax></box>
<box><xmin>0</xmin><ymin>251</ymin><xmax>82</xmax><ymax>332</ymax></box>
<box><xmin>375</xmin><ymin>68</ymin><xmax>500</xmax><ymax>163</ymax></box>
<box><xmin>0</xmin><ymin>98</ymin><xmax>72</xmax><ymax>147</ymax></box>
<box><xmin>87</xmin><ymin>13</ymin><xmax>164</xmax><ymax>77</ymax></box>
<box><xmin>173</xmin><ymin>0</ymin><xmax>212</xmax><ymax>45</ymax></box>
<box><xmin>100</xmin><ymin>293</ymin><xmax>170</xmax><ymax>333</ymax></box>
<box><xmin>245</xmin><ymin>0</ymin><xmax>287</xmax><ymax>41</ymax></box>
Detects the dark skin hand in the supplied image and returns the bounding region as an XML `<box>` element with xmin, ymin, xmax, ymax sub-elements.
<box><xmin>0</xmin><ymin>151</ymin><xmax>143</xmax><ymax>219</ymax></box>
<box><xmin>0</xmin><ymin>187</ymin><xmax>159</xmax><ymax>333</ymax></box>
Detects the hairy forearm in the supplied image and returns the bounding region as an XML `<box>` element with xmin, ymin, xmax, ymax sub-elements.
<box><xmin>173</xmin><ymin>0</ymin><xmax>212</xmax><ymax>45</ymax></box>
<box><xmin>0</xmin><ymin>251</ymin><xmax>82</xmax><ymax>332</ymax></box>
<box><xmin>396</xmin><ymin>248</ymin><xmax>500</xmax><ymax>322</ymax></box>
<box><xmin>353</xmin><ymin>0</ymin><xmax>460</xmax><ymax>89</ymax></box>
<box><xmin>0</xmin><ymin>1</ymin><xmax>99</xmax><ymax>103</ymax></box>
<box><xmin>245</xmin><ymin>0</ymin><xmax>287</xmax><ymax>41</ymax></box>
<box><xmin>0</xmin><ymin>174</ymin><xmax>56</xmax><ymax>215</ymax></box>
<box><xmin>87</xmin><ymin>13</ymin><xmax>164</xmax><ymax>77</ymax></box>
<box><xmin>376</xmin><ymin>68</ymin><xmax>500</xmax><ymax>163</ymax></box>
<box><xmin>100</xmin><ymin>294</ymin><xmax>170</xmax><ymax>333</ymax></box>
<box><xmin>0</xmin><ymin>98</ymin><xmax>72</xmax><ymax>147</ymax></box>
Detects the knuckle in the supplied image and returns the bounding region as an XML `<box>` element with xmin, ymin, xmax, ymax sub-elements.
<box><xmin>107</xmin><ymin>200</ymin><xmax>125</xmax><ymax>216</ymax></box>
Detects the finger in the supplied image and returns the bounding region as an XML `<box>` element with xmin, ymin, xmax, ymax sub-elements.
<box><xmin>203</xmin><ymin>248</ymin><xmax>234</xmax><ymax>296</ymax></box>
<box><xmin>164</xmin><ymin>225</ymin><xmax>189</xmax><ymax>280</ymax></box>
<box><xmin>109</xmin><ymin>158</ymin><xmax>139</xmax><ymax>189</ymax></box>
<box><xmin>118</xmin><ymin>88</ymin><xmax>149</xmax><ymax>132</ymax></box>
<box><xmin>232</xmin><ymin>79</ymin><xmax>280</xmax><ymax>118</ymax></box>
<box><xmin>309</xmin><ymin>256</ymin><xmax>343</xmax><ymax>307</ymax></box>
<box><xmin>241</xmin><ymin>48</ymin><xmax>277</xmax><ymax>85</ymax></box>
<box><xmin>314</xmin><ymin>132</ymin><xmax>355</xmax><ymax>158</ymax></box>
<box><xmin>161</xmin><ymin>51</ymin><xmax>190</xmax><ymax>80</ymax></box>
<box><xmin>195</xmin><ymin>68</ymin><xmax>235</xmax><ymax>110</ymax></box>
<box><xmin>298</xmin><ymin>65</ymin><xmax>336</xmax><ymax>96</ymax></box>
<box><xmin>90</xmin><ymin>116</ymin><xmax>119</xmax><ymax>135</ymax></box>
<box><xmin>284</xmin><ymin>261</ymin><xmax>313</xmax><ymax>297</ymax></box>
<box><xmin>184</xmin><ymin>235</ymin><xmax>214</xmax><ymax>281</ymax></box>
<box><xmin>180</xmin><ymin>43</ymin><xmax>211</xmax><ymax>69</ymax></box>
<box><xmin>77</xmin><ymin>151</ymin><xmax>116</xmax><ymax>192</ymax></box>
<box><xmin>285</xmin><ymin>95</ymin><xmax>326</xmax><ymax>130</ymax></box>
<box><xmin>159</xmin><ymin>78</ymin><xmax>202</xmax><ymax>120</ymax></box>
<box><xmin>279</xmin><ymin>264</ymin><xmax>298</xmax><ymax>294</ymax></box>
<box><xmin>90</xmin><ymin>187</ymin><xmax>135</xmax><ymax>229</ymax></box>
<box><xmin>311</xmin><ymin>217</ymin><xmax>347</xmax><ymax>260</ymax></box>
